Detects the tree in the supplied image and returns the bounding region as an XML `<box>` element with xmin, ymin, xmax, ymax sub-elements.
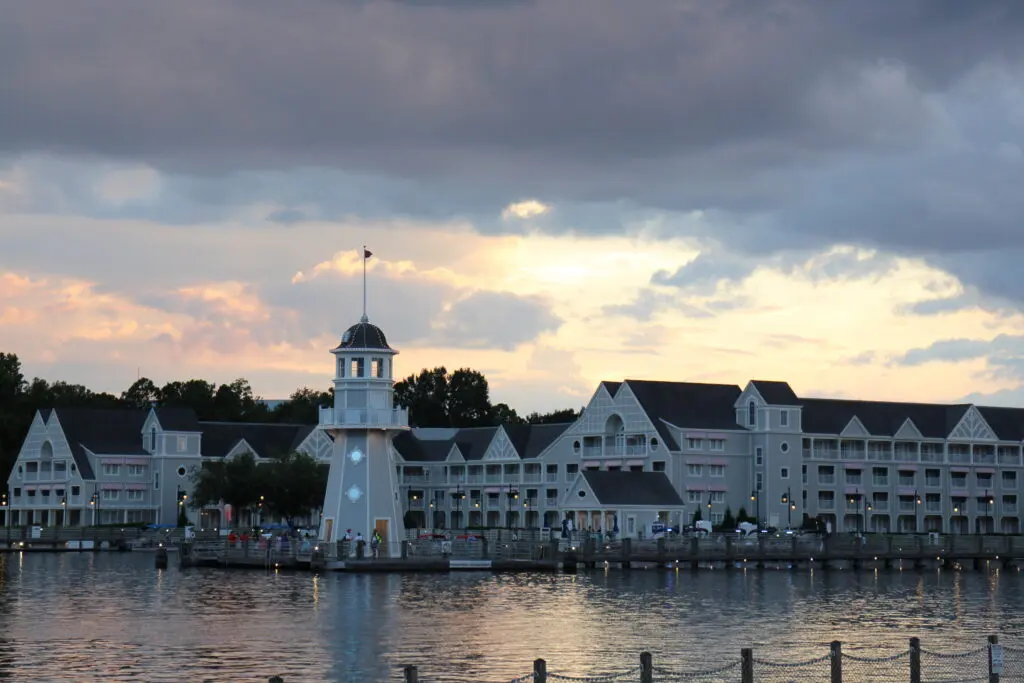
<box><xmin>159</xmin><ymin>379</ymin><xmax>216</xmax><ymax>417</ymax></box>
<box><xmin>212</xmin><ymin>378</ymin><xmax>267</xmax><ymax>421</ymax></box>
<box><xmin>121</xmin><ymin>377</ymin><xmax>161</xmax><ymax>408</ymax></box>
<box><xmin>272</xmin><ymin>387</ymin><xmax>332</xmax><ymax>424</ymax></box>
<box><xmin>691</xmin><ymin>508</ymin><xmax>703</xmax><ymax>525</ymax></box>
<box><xmin>446</xmin><ymin>368</ymin><xmax>492</xmax><ymax>427</ymax></box>
<box><xmin>394</xmin><ymin>366</ymin><xmax>451</xmax><ymax>426</ymax></box>
<box><xmin>490</xmin><ymin>402</ymin><xmax>524</xmax><ymax>425</ymax></box>
<box><xmin>526</xmin><ymin>408</ymin><xmax>582</xmax><ymax>424</ymax></box>
<box><xmin>736</xmin><ymin>507</ymin><xmax>750</xmax><ymax>524</ymax></box>
<box><xmin>721</xmin><ymin>507</ymin><xmax>736</xmax><ymax>530</ymax></box>
<box><xmin>262</xmin><ymin>452</ymin><xmax>328</xmax><ymax>526</ymax></box>
<box><xmin>0</xmin><ymin>352</ymin><xmax>25</xmax><ymax>399</ymax></box>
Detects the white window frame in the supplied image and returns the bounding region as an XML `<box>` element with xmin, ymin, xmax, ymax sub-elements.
<box><xmin>709</xmin><ymin>464</ymin><xmax>725</xmax><ymax>478</ymax></box>
<box><xmin>781</xmin><ymin>467</ymin><xmax>790</xmax><ymax>480</ymax></box>
<box><xmin>709</xmin><ymin>439</ymin><xmax>725</xmax><ymax>452</ymax></box>
<box><xmin>755</xmin><ymin>447</ymin><xmax>763</xmax><ymax>466</ymax></box>
<box><xmin>687</xmin><ymin>464</ymin><xmax>703</xmax><ymax>477</ymax></box>
<box><xmin>780</xmin><ymin>410</ymin><xmax>789</xmax><ymax>427</ymax></box>
<box><xmin>687</xmin><ymin>438</ymin><xmax>703</xmax><ymax>450</ymax></box>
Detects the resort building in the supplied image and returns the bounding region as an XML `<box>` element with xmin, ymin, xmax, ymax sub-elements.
<box><xmin>392</xmin><ymin>379</ymin><xmax>1024</xmax><ymax>537</ymax></box>
<box><xmin>2</xmin><ymin>406</ymin><xmax>331</xmax><ymax>528</ymax></box>
<box><xmin>6</xmin><ymin>307</ymin><xmax>1024</xmax><ymax>537</ymax></box>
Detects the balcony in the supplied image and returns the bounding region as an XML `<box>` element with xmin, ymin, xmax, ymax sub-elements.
<box><xmin>818</xmin><ymin>475</ymin><xmax>836</xmax><ymax>485</ymax></box>
<box><xmin>522</xmin><ymin>473</ymin><xmax>542</xmax><ymax>484</ymax></box>
<box><xmin>318</xmin><ymin>406</ymin><xmax>409</xmax><ymax>429</ymax></box>
<box><xmin>817</xmin><ymin>499</ymin><xmax>835</xmax><ymax>510</ymax></box>
<box><xmin>544</xmin><ymin>473</ymin><xmax>559</xmax><ymax>483</ymax></box>
<box><xmin>974</xmin><ymin>452</ymin><xmax>996</xmax><ymax>465</ymax></box>
<box><xmin>545</xmin><ymin>497</ymin><xmax>559</xmax><ymax>507</ymax></box>
<box><xmin>872</xmin><ymin>477</ymin><xmax>889</xmax><ymax>487</ymax></box>
<box><xmin>925</xmin><ymin>503</ymin><xmax>941</xmax><ymax>513</ymax></box>
<box><xmin>925</xmin><ymin>477</ymin><xmax>941</xmax><ymax>488</ymax></box>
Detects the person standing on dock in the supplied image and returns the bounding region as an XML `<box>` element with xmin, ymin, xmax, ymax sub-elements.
<box><xmin>370</xmin><ymin>531</ymin><xmax>381</xmax><ymax>559</ymax></box>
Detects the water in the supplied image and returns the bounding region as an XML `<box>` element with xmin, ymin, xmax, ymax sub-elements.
<box><xmin>1</xmin><ymin>552</ymin><xmax>1022</xmax><ymax>682</ymax></box>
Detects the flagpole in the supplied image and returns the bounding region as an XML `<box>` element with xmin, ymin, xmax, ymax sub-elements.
<box><xmin>362</xmin><ymin>245</ymin><xmax>368</xmax><ymax>322</ymax></box>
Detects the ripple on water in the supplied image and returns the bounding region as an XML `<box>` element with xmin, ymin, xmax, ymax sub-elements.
<box><xmin>1</xmin><ymin>554</ymin><xmax>1023</xmax><ymax>681</ymax></box>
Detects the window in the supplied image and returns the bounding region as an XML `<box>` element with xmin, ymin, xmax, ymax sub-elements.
<box><xmin>336</xmin><ymin>357</ymin><xmax>345</xmax><ymax>377</ymax></box>
<box><xmin>755</xmin><ymin>473</ymin><xmax>763</xmax><ymax>491</ymax></box>
<box><xmin>872</xmin><ymin>467</ymin><xmax>889</xmax><ymax>486</ymax></box>
<box><xmin>926</xmin><ymin>469</ymin><xmax>941</xmax><ymax>487</ymax></box>
<box><xmin>898</xmin><ymin>470</ymin><xmax>916</xmax><ymax>487</ymax></box>
<box><xmin>976</xmin><ymin>473</ymin><xmax>993</xmax><ymax>488</ymax></box>
<box><xmin>780</xmin><ymin>467</ymin><xmax>789</xmax><ymax>479</ymax></box>
<box><xmin>350</xmin><ymin>358</ymin><xmax>365</xmax><ymax>377</ymax></box>
<box><xmin>818</xmin><ymin>466</ymin><xmax>835</xmax><ymax>485</ymax></box>
<box><xmin>566</xmin><ymin>464</ymin><xmax>578</xmax><ymax>481</ymax></box>
<box><xmin>709</xmin><ymin>439</ymin><xmax>725</xmax><ymax>452</ymax></box>
<box><xmin>101</xmin><ymin>490</ymin><xmax>120</xmax><ymax>501</ymax></box>
<box><xmin>951</xmin><ymin>472</ymin><xmax>967</xmax><ymax>488</ymax></box>
<box><xmin>652</xmin><ymin>461</ymin><xmax>666</xmax><ymax>473</ymax></box>
<box><xmin>755</xmin><ymin>447</ymin><xmax>763</xmax><ymax>466</ymax></box>
<box><xmin>780</xmin><ymin>410</ymin><xmax>789</xmax><ymax>427</ymax></box>
<box><xmin>710</xmin><ymin>491</ymin><xmax>725</xmax><ymax>504</ymax></box>
<box><xmin>687</xmin><ymin>491</ymin><xmax>702</xmax><ymax>503</ymax></box>
<box><xmin>687</xmin><ymin>438</ymin><xmax>703</xmax><ymax>450</ymax></box>
<box><xmin>102</xmin><ymin>464</ymin><xmax>120</xmax><ymax>476</ymax></box>
<box><xmin>128</xmin><ymin>465</ymin><xmax>146</xmax><ymax>477</ymax></box>
<box><xmin>154</xmin><ymin>472</ymin><xmax>160</xmax><ymax>490</ymax></box>
<box><xmin>780</xmin><ymin>442</ymin><xmax>790</xmax><ymax>453</ymax></box>
<box><xmin>748</xmin><ymin>401</ymin><xmax>756</xmax><ymax>427</ymax></box>
<box><xmin>177</xmin><ymin>436</ymin><xmax>187</xmax><ymax>452</ymax></box>
<box><xmin>687</xmin><ymin>464</ymin><xmax>703</xmax><ymax>477</ymax></box>
<box><xmin>629</xmin><ymin>465</ymin><xmax>644</xmax><ymax>472</ymax></box>
<box><xmin>709</xmin><ymin>465</ymin><xmax>725</xmax><ymax>478</ymax></box>
<box><xmin>127</xmin><ymin>490</ymin><xmax>144</xmax><ymax>501</ymax></box>
<box><xmin>1003</xmin><ymin>471</ymin><xmax>1017</xmax><ymax>489</ymax></box>
<box><xmin>650</xmin><ymin>437</ymin><xmax>659</xmax><ymax>450</ymax></box>
<box><xmin>13</xmin><ymin>487</ymin><xmax>21</xmax><ymax>497</ymax></box>
<box><xmin>177</xmin><ymin>466</ymin><xmax>187</xmax><ymax>478</ymax></box>
<box><xmin>71</xmin><ymin>485</ymin><xmax>80</xmax><ymax>496</ymax></box>
<box><xmin>710</xmin><ymin>512</ymin><xmax>724</xmax><ymax>524</ymax></box>
<box><xmin>151</xmin><ymin>427</ymin><xmax>157</xmax><ymax>452</ymax></box>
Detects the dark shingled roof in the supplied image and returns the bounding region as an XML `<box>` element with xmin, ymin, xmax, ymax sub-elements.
<box><xmin>393</xmin><ymin>423</ymin><xmax>572</xmax><ymax>463</ymax></box>
<box><xmin>799</xmin><ymin>399</ymin><xmax>970</xmax><ymax>439</ymax></box>
<box><xmin>601</xmin><ymin>381</ymin><xmax>622</xmax><ymax>397</ymax></box>
<box><xmin>582</xmin><ymin>471</ymin><xmax>684</xmax><ymax>506</ymax></box>
<box><xmin>751</xmin><ymin>380</ymin><xmax>800</xmax><ymax>406</ymax></box>
<box><xmin>624</xmin><ymin>380</ymin><xmax>744</xmax><ymax>450</ymax></box>
<box><xmin>198</xmin><ymin>422</ymin><xmax>314</xmax><ymax>459</ymax></box>
<box><xmin>51</xmin><ymin>408</ymin><xmax>149</xmax><ymax>480</ymax></box>
<box><xmin>332</xmin><ymin>320</ymin><xmax>392</xmax><ymax>351</ymax></box>
<box><xmin>977</xmin><ymin>407</ymin><xmax>1024</xmax><ymax>441</ymax></box>
<box><xmin>154</xmin><ymin>407</ymin><xmax>200</xmax><ymax>432</ymax></box>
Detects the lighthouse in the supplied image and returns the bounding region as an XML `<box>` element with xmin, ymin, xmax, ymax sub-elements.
<box><xmin>318</xmin><ymin>248</ymin><xmax>408</xmax><ymax>557</ymax></box>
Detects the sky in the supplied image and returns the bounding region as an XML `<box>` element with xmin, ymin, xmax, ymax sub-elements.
<box><xmin>2</xmin><ymin>0</ymin><xmax>1024</xmax><ymax>414</ymax></box>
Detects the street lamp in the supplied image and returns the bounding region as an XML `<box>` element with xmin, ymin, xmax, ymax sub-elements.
<box><xmin>915</xmin><ymin>490</ymin><xmax>922</xmax><ymax>533</ymax></box>
<box><xmin>60</xmin><ymin>496</ymin><xmax>67</xmax><ymax>527</ymax></box>
<box><xmin>506</xmin><ymin>485</ymin><xmax>519</xmax><ymax>529</ymax></box>
<box><xmin>750</xmin><ymin>490</ymin><xmax>759</xmax><ymax>529</ymax></box>
<box><xmin>1</xmin><ymin>491</ymin><xmax>8</xmax><ymax>528</ymax></box>
<box><xmin>781</xmin><ymin>488</ymin><xmax>794</xmax><ymax>529</ymax></box>
<box><xmin>984</xmin><ymin>489</ymin><xmax>994</xmax><ymax>535</ymax></box>
<box><xmin>90</xmin><ymin>490</ymin><xmax>99</xmax><ymax>526</ymax></box>
<box><xmin>450</xmin><ymin>486</ymin><xmax>465</xmax><ymax>530</ymax></box>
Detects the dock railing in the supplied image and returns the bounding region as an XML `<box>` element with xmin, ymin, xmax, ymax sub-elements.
<box><xmin>393</xmin><ymin>636</ymin><xmax>1020</xmax><ymax>683</ymax></box>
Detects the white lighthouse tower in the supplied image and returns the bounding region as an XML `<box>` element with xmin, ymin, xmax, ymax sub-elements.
<box><xmin>318</xmin><ymin>249</ymin><xmax>408</xmax><ymax>557</ymax></box>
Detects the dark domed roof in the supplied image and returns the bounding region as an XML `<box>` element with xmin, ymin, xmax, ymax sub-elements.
<box><xmin>334</xmin><ymin>318</ymin><xmax>393</xmax><ymax>351</ymax></box>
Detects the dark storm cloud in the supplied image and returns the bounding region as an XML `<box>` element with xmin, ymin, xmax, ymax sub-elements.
<box><xmin>4</xmin><ymin>0</ymin><xmax>1024</xmax><ymax>301</ymax></box>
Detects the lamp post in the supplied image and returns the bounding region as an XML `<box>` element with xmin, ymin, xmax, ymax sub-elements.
<box><xmin>257</xmin><ymin>494</ymin><xmax>264</xmax><ymax>529</ymax></box>
<box><xmin>984</xmin><ymin>489</ymin><xmax>994</xmax><ymax>535</ymax></box>
<box><xmin>706</xmin><ymin>492</ymin><xmax>713</xmax><ymax>527</ymax></box>
<box><xmin>451</xmin><ymin>486</ymin><xmax>465</xmax><ymax>530</ymax></box>
<box><xmin>506</xmin><ymin>485</ymin><xmax>519</xmax><ymax>529</ymax></box>
<box><xmin>1</xmin><ymin>491</ymin><xmax>8</xmax><ymax>528</ymax></box>
<box><xmin>176</xmin><ymin>487</ymin><xmax>188</xmax><ymax>527</ymax></box>
<box><xmin>781</xmin><ymin>488</ymin><xmax>794</xmax><ymax>529</ymax></box>
<box><xmin>60</xmin><ymin>496</ymin><xmax>67</xmax><ymax>527</ymax></box>
<box><xmin>90</xmin><ymin>490</ymin><xmax>99</xmax><ymax>526</ymax></box>
<box><xmin>914</xmin><ymin>489</ymin><xmax>922</xmax><ymax>533</ymax></box>
<box><xmin>750</xmin><ymin>490</ymin><xmax>759</xmax><ymax>529</ymax></box>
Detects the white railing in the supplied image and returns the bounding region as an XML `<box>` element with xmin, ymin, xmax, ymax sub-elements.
<box><xmin>319</xmin><ymin>406</ymin><xmax>409</xmax><ymax>428</ymax></box>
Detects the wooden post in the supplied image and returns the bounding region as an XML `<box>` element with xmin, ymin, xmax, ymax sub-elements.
<box><xmin>830</xmin><ymin>641</ymin><xmax>842</xmax><ymax>683</ymax></box>
<box><xmin>989</xmin><ymin>634</ymin><xmax>1000</xmax><ymax>683</ymax></box>
<box><xmin>740</xmin><ymin>647</ymin><xmax>753</xmax><ymax>683</ymax></box>
<box><xmin>639</xmin><ymin>651</ymin><xmax>653</xmax><ymax>683</ymax></box>
<box><xmin>403</xmin><ymin>665</ymin><xmax>418</xmax><ymax>683</ymax></box>
<box><xmin>909</xmin><ymin>637</ymin><xmax>921</xmax><ymax>683</ymax></box>
<box><xmin>533</xmin><ymin>658</ymin><xmax>547</xmax><ymax>683</ymax></box>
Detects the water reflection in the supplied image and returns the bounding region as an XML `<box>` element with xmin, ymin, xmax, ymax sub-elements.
<box><xmin>1</xmin><ymin>554</ymin><xmax>1023</xmax><ymax>681</ymax></box>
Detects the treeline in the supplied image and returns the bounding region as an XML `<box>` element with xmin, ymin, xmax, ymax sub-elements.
<box><xmin>0</xmin><ymin>353</ymin><xmax>579</xmax><ymax>482</ymax></box>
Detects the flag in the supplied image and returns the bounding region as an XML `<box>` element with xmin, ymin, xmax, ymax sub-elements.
<box><xmin>363</xmin><ymin>248</ymin><xmax>373</xmax><ymax>259</ymax></box>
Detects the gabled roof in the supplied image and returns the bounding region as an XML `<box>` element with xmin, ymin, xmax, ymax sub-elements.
<box><xmin>624</xmin><ymin>380</ymin><xmax>743</xmax><ymax>450</ymax></box>
<box><xmin>750</xmin><ymin>380</ymin><xmax>800</xmax><ymax>405</ymax></box>
<box><xmin>199</xmin><ymin>422</ymin><xmax>313</xmax><ymax>459</ymax></box>
<box><xmin>503</xmin><ymin>422</ymin><xmax>572</xmax><ymax>459</ymax></box>
<box><xmin>154</xmin><ymin>407</ymin><xmax>200</xmax><ymax>432</ymax></box>
<box><xmin>800</xmin><ymin>399</ymin><xmax>970</xmax><ymax>439</ymax></box>
<box><xmin>582</xmin><ymin>471</ymin><xmax>684</xmax><ymax>507</ymax></box>
<box><xmin>394</xmin><ymin>423</ymin><xmax>573</xmax><ymax>463</ymax></box>
<box><xmin>973</xmin><ymin>407</ymin><xmax>1024</xmax><ymax>441</ymax></box>
<box><xmin>51</xmin><ymin>408</ymin><xmax>149</xmax><ymax>479</ymax></box>
<box><xmin>600</xmin><ymin>381</ymin><xmax>622</xmax><ymax>396</ymax></box>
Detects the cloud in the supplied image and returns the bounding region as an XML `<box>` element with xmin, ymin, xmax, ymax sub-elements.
<box><xmin>430</xmin><ymin>291</ymin><xmax>562</xmax><ymax>351</ymax></box>
<box><xmin>502</xmin><ymin>199</ymin><xmax>550</xmax><ymax>221</ymax></box>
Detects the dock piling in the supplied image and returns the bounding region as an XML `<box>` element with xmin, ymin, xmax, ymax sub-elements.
<box><xmin>639</xmin><ymin>651</ymin><xmax>652</xmax><ymax>683</ymax></box>
<box><xmin>533</xmin><ymin>658</ymin><xmax>547</xmax><ymax>683</ymax></box>
<box><xmin>741</xmin><ymin>647</ymin><xmax>753</xmax><ymax>683</ymax></box>
<box><xmin>403</xmin><ymin>664</ymin><xmax>418</xmax><ymax>683</ymax></box>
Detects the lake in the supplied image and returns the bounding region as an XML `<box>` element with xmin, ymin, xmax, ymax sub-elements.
<box><xmin>0</xmin><ymin>552</ymin><xmax>1021</xmax><ymax>681</ymax></box>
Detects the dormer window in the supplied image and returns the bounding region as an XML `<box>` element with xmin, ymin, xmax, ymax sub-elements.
<box><xmin>150</xmin><ymin>427</ymin><xmax>157</xmax><ymax>452</ymax></box>
<box><xmin>748</xmin><ymin>401</ymin><xmax>756</xmax><ymax>427</ymax></box>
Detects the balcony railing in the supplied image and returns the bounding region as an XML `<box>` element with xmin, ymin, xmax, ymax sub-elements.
<box><xmin>925</xmin><ymin>478</ymin><xmax>941</xmax><ymax>488</ymax></box>
<box><xmin>545</xmin><ymin>497</ymin><xmax>559</xmax><ymax>507</ymax></box>
<box><xmin>818</xmin><ymin>475</ymin><xmax>836</xmax><ymax>485</ymax></box>
<box><xmin>545</xmin><ymin>473</ymin><xmax>559</xmax><ymax>483</ymax></box>
<box><xmin>318</xmin><ymin>406</ymin><xmax>409</xmax><ymax>428</ymax></box>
